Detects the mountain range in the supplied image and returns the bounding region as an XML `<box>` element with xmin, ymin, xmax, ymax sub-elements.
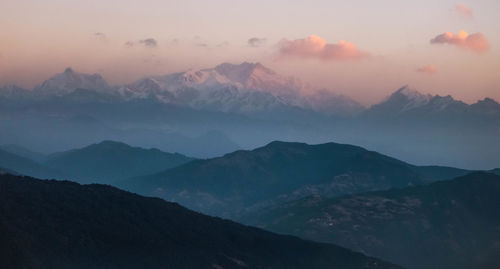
<box><xmin>363</xmin><ymin>86</ymin><xmax>500</xmax><ymax>124</ymax></box>
<box><xmin>1</xmin><ymin>63</ymin><xmax>365</xmax><ymax>117</ymax></box>
<box><xmin>0</xmin><ymin>172</ymin><xmax>402</xmax><ymax>269</ymax></box>
<box><xmin>0</xmin><ymin>141</ymin><xmax>194</xmax><ymax>183</ymax></box>
<box><xmin>44</xmin><ymin>140</ymin><xmax>194</xmax><ymax>184</ymax></box>
<box><xmin>242</xmin><ymin>172</ymin><xmax>500</xmax><ymax>269</ymax></box>
<box><xmin>1</xmin><ymin>138</ymin><xmax>499</xmax><ymax>268</ymax></box>
<box><xmin>117</xmin><ymin>141</ymin><xmax>470</xmax><ymax>217</ymax></box>
<box><xmin>1</xmin><ymin>62</ymin><xmax>499</xmax><ymax>168</ymax></box>
<box><xmin>2</xmin><ymin>63</ymin><xmax>498</xmax><ymax>120</ymax></box>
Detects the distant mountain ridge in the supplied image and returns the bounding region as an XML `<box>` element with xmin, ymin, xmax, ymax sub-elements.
<box><xmin>118</xmin><ymin>141</ymin><xmax>470</xmax><ymax>217</ymax></box>
<box><xmin>44</xmin><ymin>140</ymin><xmax>195</xmax><ymax>184</ymax></box>
<box><xmin>0</xmin><ymin>141</ymin><xmax>195</xmax><ymax>184</ymax></box>
<box><xmin>0</xmin><ymin>148</ymin><xmax>63</xmax><ymax>179</ymax></box>
<box><xmin>365</xmin><ymin>85</ymin><xmax>500</xmax><ymax>119</ymax></box>
<box><xmin>34</xmin><ymin>67</ymin><xmax>111</xmax><ymax>96</ymax></box>
<box><xmin>0</xmin><ymin>144</ymin><xmax>47</xmax><ymax>163</ymax></box>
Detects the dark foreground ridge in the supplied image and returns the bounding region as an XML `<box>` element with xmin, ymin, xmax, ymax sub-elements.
<box><xmin>0</xmin><ymin>173</ymin><xmax>403</xmax><ymax>269</ymax></box>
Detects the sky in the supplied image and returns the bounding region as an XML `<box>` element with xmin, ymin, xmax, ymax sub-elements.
<box><xmin>1</xmin><ymin>0</ymin><xmax>499</xmax><ymax>105</ymax></box>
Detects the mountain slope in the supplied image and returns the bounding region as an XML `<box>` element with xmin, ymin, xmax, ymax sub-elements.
<box><xmin>119</xmin><ymin>141</ymin><xmax>468</xmax><ymax>217</ymax></box>
<box><xmin>45</xmin><ymin>141</ymin><xmax>194</xmax><ymax>184</ymax></box>
<box><xmin>0</xmin><ymin>148</ymin><xmax>62</xmax><ymax>179</ymax></box>
<box><xmin>0</xmin><ymin>85</ymin><xmax>32</xmax><ymax>98</ymax></box>
<box><xmin>0</xmin><ymin>144</ymin><xmax>47</xmax><ymax>163</ymax></box>
<box><xmin>0</xmin><ymin>173</ymin><xmax>402</xmax><ymax>269</ymax></box>
<box><xmin>243</xmin><ymin>172</ymin><xmax>500</xmax><ymax>269</ymax></box>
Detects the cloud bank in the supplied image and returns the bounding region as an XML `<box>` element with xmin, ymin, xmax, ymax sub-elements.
<box><xmin>277</xmin><ymin>35</ymin><xmax>368</xmax><ymax>61</ymax></box>
<box><xmin>430</xmin><ymin>31</ymin><xmax>489</xmax><ymax>53</ymax></box>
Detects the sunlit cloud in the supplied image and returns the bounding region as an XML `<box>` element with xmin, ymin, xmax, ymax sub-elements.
<box><xmin>277</xmin><ymin>35</ymin><xmax>368</xmax><ymax>61</ymax></box>
<box><xmin>416</xmin><ymin>65</ymin><xmax>437</xmax><ymax>74</ymax></box>
<box><xmin>455</xmin><ymin>4</ymin><xmax>473</xmax><ymax>18</ymax></box>
<box><xmin>430</xmin><ymin>31</ymin><xmax>489</xmax><ymax>53</ymax></box>
<box><xmin>248</xmin><ymin>37</ymin><xmax>266</xmax><ymax>47</ymax></box>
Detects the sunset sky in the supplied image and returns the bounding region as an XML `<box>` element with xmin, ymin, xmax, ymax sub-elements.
<box><xmin>1</xmin><ymin>0</ymin><xmax>499</xmax><ymax>104</ymax></box>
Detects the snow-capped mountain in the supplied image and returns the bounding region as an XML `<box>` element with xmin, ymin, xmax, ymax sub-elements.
<box><xmin>369</xmin><ymin>86</ymin><xmax>433</xmax><ymax>114</ymax></box>
<box><xmin>5</xmin><ymin>64</ymin><xmax>497</xmax><ymax>119</ymax></box>
<box><xmin>304</xmin><ymin>89</ymin><xmax>366</xmax><ymax>116</ymax></box>
<box><xmin>470</xmin><ymin>98</ymin><xmax>500</xmax><ymax>116</ymax></box>
<box><xmin>0</xmin><ymin>85</ymin><xmax>31</xmax><ymax>98</ymax></box>
<box><xmin>0</xmin><ymin>63</ymin><xmax>365</xmax><ymax>117</ymax></box>
<box><xmin>120</xmin><ymin>62</ymin><xmax>305</xmax><ymax>107</ymax></box>
<box><xmin>214</xmin><ymin>62</ymin><xmax>303</xmax><ymax>97</ymax></box>
<box><xmin>120</xmin><ymin>62</ymin><xmax>364</xmax><ymax>116</ymax></box>
<box><xmin>367</xmin><ymin>86</ymin><xmax>469</xmax><ymax>116</ymax></box>
<box><xmin>34</xmin><ymin>67</ymin><xmax>111</xmax><ymax>96</ymax></box>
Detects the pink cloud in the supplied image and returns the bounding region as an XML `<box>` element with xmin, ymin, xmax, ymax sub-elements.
<box><xmin>416</xmin><ymin>65</ymin><xmax>437</xmax><ymax>74</ymax></box>
<box><xmin>430</xmin><ymin>31</ymin><xmax>489</xmax><ymax>53</ymax></box>
<box><xmin>455</xmin><ymin>4</ymin><xmax>473</xmax><ymax>18</ymax></box>
<box><xmin>277</xmin><ymin>35</ymin><xmax>368</xmax><ymax>61</ymax></box>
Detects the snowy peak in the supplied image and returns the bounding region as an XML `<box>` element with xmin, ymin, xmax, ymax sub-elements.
<box><xmin>214</xmin><ymin>62</ymin><xmax>303</xmax><ymax>96</ymax></box>
<box><xmin>369</xmin><ymin>86</ymin><xmax>474</xmax><ymax>116</ymax></box>
<box><xmin>126</xmin><ymin>62</ymin><xmax>304</xmax><ymax>97</ymax></box>
<box><xmin>214</xmin><ymin>62</ymin><xmax>276</xmax><ymax>86</ymax></box>
<box><xmin>214</xmin><ymin>62</ymin><xmax>266</xmax><ymax>84</ymax></box>
<box><xmin>390</xmin><ymin>86</ymin><xmax>432</xmax><ymax>106</ymax></box>
<box><xmin>181</xmin><ymin>68</ymin><xmax>232</xmax><ymax>88</ymax></box>
<box><xmin>470</xmin><ymin>97</ymin><xmax>500</xmax><ymax>114</ymax></box>
<box><xmin>475</xmin><ymin>97</ymin><xmax>499</xmax><ymax>107</ymax></box>
<box><xmin>130</xmin><ymin>78</ymin><xmax>162</xmax><ymax>93</ymax></box>
<box><xmin>35</xmin><ymin>67</ymin><xmax>111</xmax><ymax>95</ymax></box>
<box><xmin>370</xmin><ymin>86</ymin><xmax>433</xmax><ymax>113</ymax></box>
